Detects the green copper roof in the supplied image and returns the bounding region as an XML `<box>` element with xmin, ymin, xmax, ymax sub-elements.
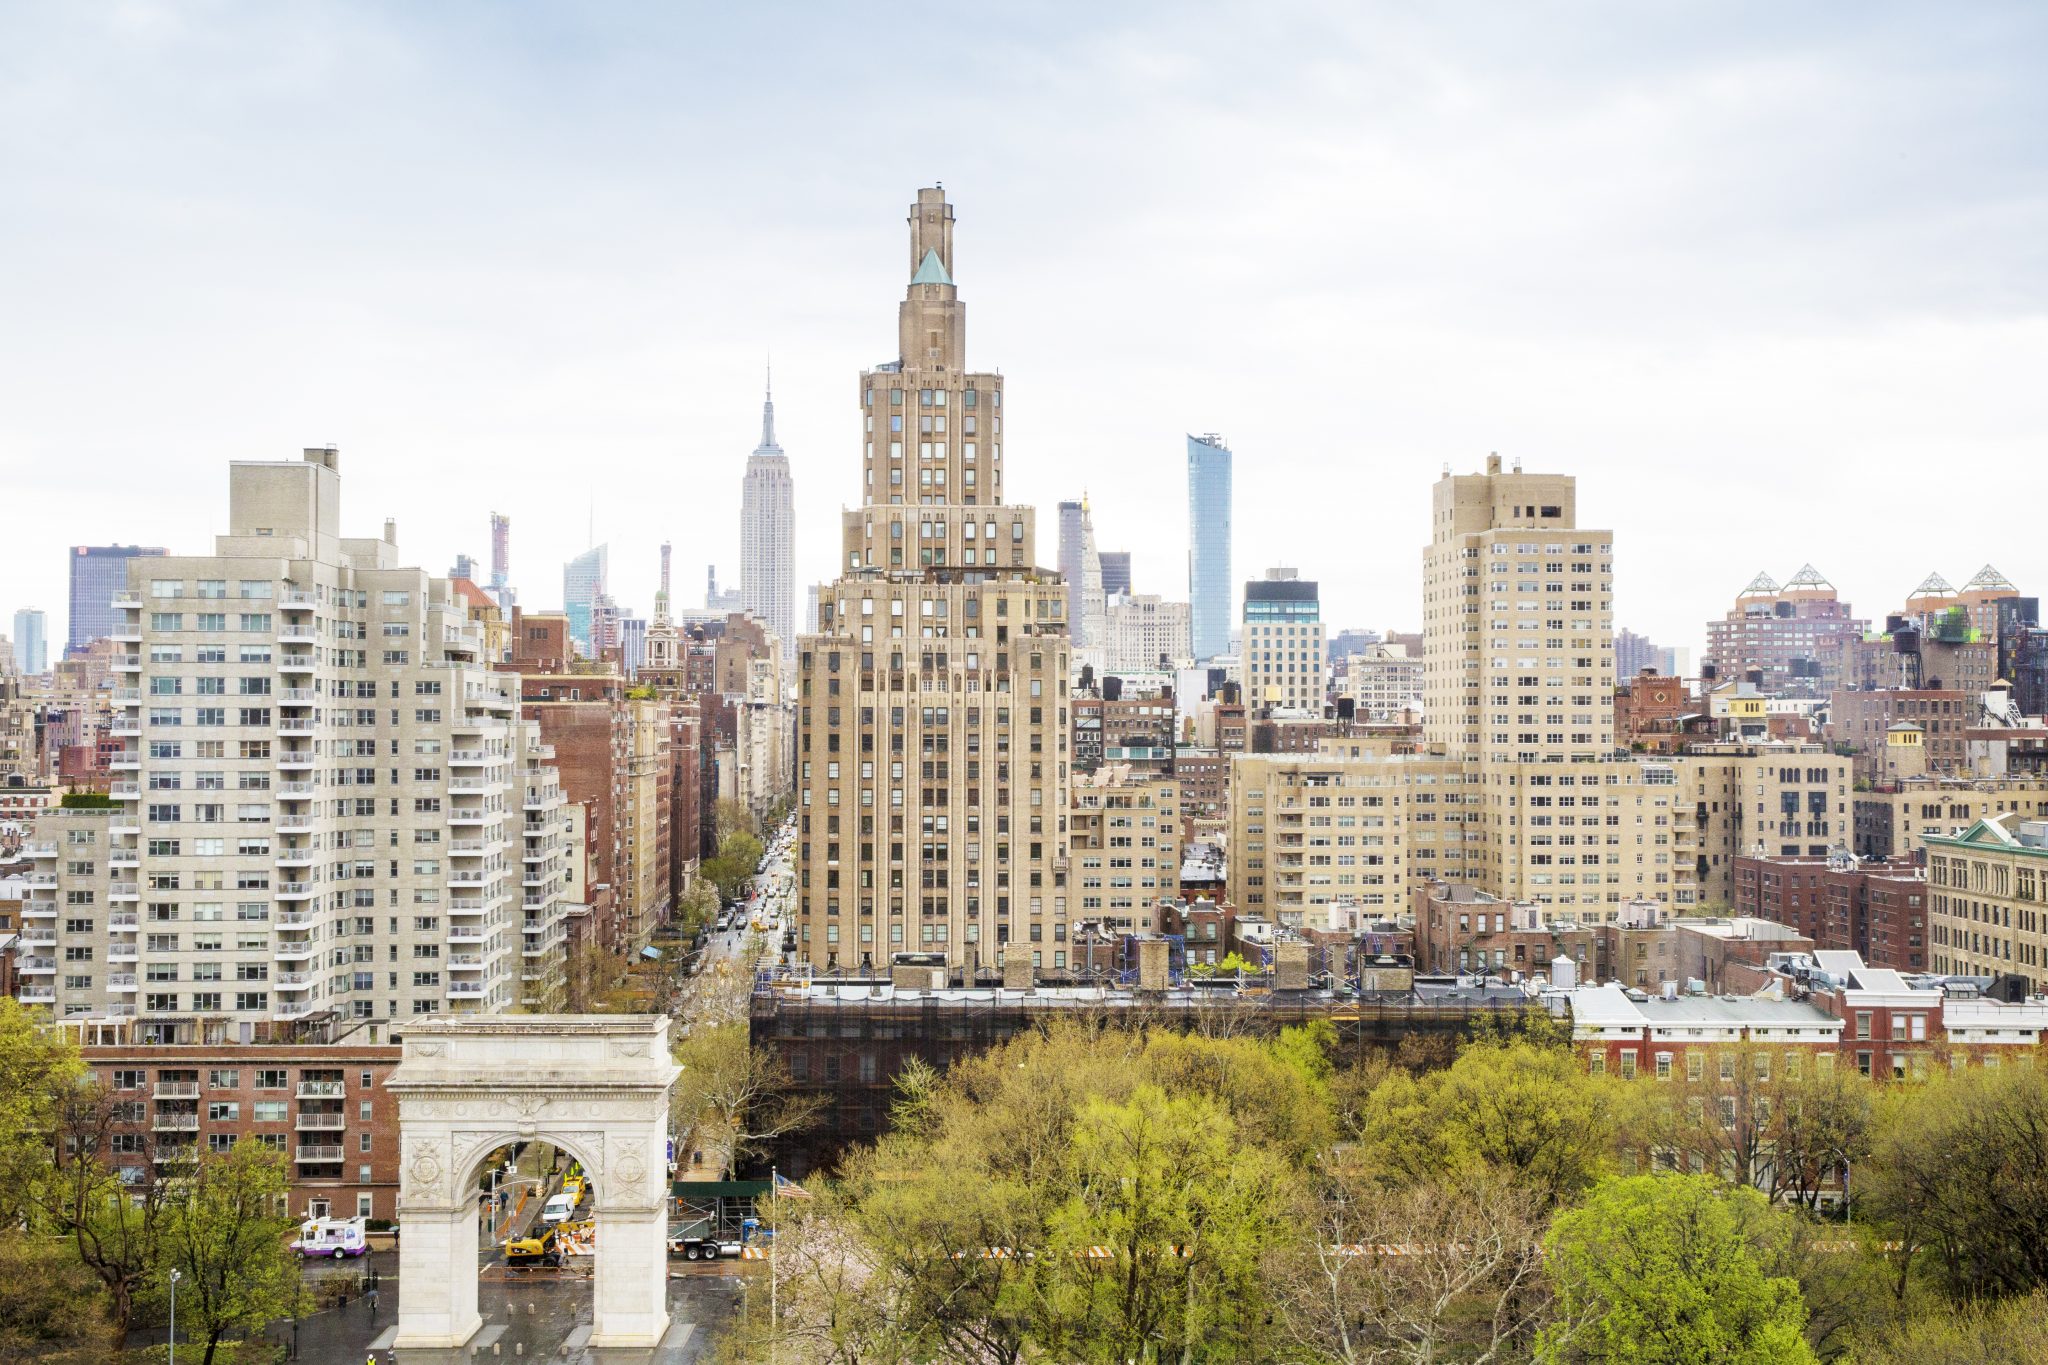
<box><xmin>911</xmin><ymin>248</ymin><xmax>952</xmax><ymax>285</ymax></box>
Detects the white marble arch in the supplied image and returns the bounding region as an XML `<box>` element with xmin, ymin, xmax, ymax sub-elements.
<box><xmin>385</xmin><ymin>1016</ymin><xmax>680</xmax><ymax>1351</ymax></box>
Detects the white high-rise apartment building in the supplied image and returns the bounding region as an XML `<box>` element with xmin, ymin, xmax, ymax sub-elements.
<box><xmin>1104</xmin><ymin>595</ymin><xmax>1192</xmax><ymax>674</ymax></box>
<box><xmin>742</xmin><ymin>376</ymin><xmax>797</xmax><ymax>663</ymax></box>
<box><xmin>20</xmin><ymin>448</ymin><xmax>569</xmax><ymax>1034</ymax></box>
<box><xmin>1342</xmin><ymin>642</ymin><xmax>1424</xmax><ymax>720</ymax></box>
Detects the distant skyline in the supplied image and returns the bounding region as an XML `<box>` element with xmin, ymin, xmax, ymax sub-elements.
<box><xmin>3</xmin><ymin>3</ymin><xmax>2044</xmax><ymax>656</ymax></box>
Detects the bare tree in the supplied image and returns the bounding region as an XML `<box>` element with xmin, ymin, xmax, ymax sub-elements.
<box><xmin>30</xmin><ymin>1083</ymin><xmax>174</xmax><ymax>1351</ymax></box>
<box><xmin>1274</xmin><ymin>1167</ymin><xmax>1549</xmax><ymax>1365</ymax></box>
<box><xmin>671</xmin><ymin>1019</ymin><xmax>824</xmax><ymax>1179</ymax></box>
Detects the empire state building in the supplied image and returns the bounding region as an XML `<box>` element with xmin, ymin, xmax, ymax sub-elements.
<box><xmin>794</xmin><ymin>187</ymin><xmax>1072</xmax><ymax>975</ymax></box>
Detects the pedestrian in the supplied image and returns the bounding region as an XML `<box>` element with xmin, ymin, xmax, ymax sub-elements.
<box><xmin>368</xmin><ymin>1284</ymin><xmax>379</xmax><ymax>1318</ymax></box>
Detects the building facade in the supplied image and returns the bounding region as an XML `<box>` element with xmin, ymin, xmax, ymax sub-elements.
<box><xmin>741</xmin><ymin>377</ymin><xmax>797</xmax><ymax>662</ymax></box>
<box><xmin>794</xmin><ymin>188</ymin><xmax>1071</xmax><ymax>974</ymax></box>
<box><xmin>11</xmin><ymin>609</ymin><xmax>46</xmax><ymax>675</ymax></box>
<box><xmin>1925</xmin><ymin>815</ymin><xmax>2048</xmax><ymax>993</ymax></box>
<box><xmin>69</xmin><ymin>544</ymin><xmax>167</xmax><ymax>656</ymax></box>
<box><xmin>1103</xmin><ymin>594</ymin><xmax>1191</xmax><ymax>675</ymax></box>
<box><xmin>1242</xmin><ymin>570</ymin><xmax>1323</xmax><ymax>715</ymax></box>
<box><xmin>1702</xmin><ymin>567</ymin><xmax>1866</xmax><ymax>697</ymax></box>
<box><xmin>562</xmin><ymin>546</ymin><xmax>608</xmax><ymax>659</ymax></box>
<box><xmin>22</xmin><ymin>448</ymin><xmax>567</xmax><ymax>1033</ymax></box>
<box><xmin>1341</xmin><ymin>641</ymin><xmax>1422</xmax><ymax>720</ymax></box>
<box><xmin>1186</xmin><ymin>433</ymin><xmax>1232</xmax><ymax>662</ymax></box>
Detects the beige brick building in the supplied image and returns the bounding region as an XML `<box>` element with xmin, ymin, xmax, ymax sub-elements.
<box><xmin>795</xmin><ymin>189</ymin><xmax>1071</xmax><ymax>973</ymax></box>
<box><xmin>1925</xmin><ymin>815</ymin><xmax>2048</xmax><ymax>992</ymax></box>
<box><xmin>1856</xmin><ymin>777</ymin><xmax>2048</xmax><ymax>860</ymax></box>
<box><xmin>22</xmin><ymin>449</ymin><xmax>568</xmax><ymax>1033</ymax></box>
<box><xmin>1070</xmin><ymin>766</ymin><xmax>1180</xmax><ymax>941</ymax></box>
<box><xmin>1670</xmin><ymin>744</ymin><xmax>1855</xmax><ymax>907</ymax></box>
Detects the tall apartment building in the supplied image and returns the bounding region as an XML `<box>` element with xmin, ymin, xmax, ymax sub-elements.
<box><xmin>795</xmin><ymin>187</ymin><xmax>1071</xmax><ymax>974</ymax></box>
<box><xmin>21</xmin><ymin>449</ymin><xmax>567</xmax><ymax>1033</ymax></box>
<box><xmin>1243</xmin><ymin>569</ymin><xmax>1324</xmax><ymax>715</ymax></box>
<box><xmin>69</xmin><ymin>544</ymin><xmax>166</xmax><ymax>656</ymax></box>
<box><xmin>11</xmin><ymin>609</ymin><xmax>47</xmax><ymax>674</ymax></box>
<box><xmin>1186</xmin><ymin>433</ymin><xmax>1233</xmax><ymax>662</ymax></box>
<box><xmin>1099</xmin><ymin>552</ymin><xmax>1131</xmax><ymax>598</ymax></box>
<box><xmin>1672</xmin><ymin>744</ymin><xmax>1855</xmax><ymax>906</ymax></box>
<box><xmin>741</xmin><ymin>375</ymin><xmax>797</xmax><ymax>662</ymax></box>
<box><xmin>1103</xmin><ymin>594</ymin><xmax>1192</xmax><ymax>674</ymax></box>
<box><xmin>562</xmin><ymin>545</ymin><xmax>608</xmax><ymax>658</ymax></box>
<box><xmin>1702</xmin><ymin>567</ymin><xmax>1866</xmax><ymax>697</ymax></box>
<box><xmin>488</xmin><ymin>511</ymin><xmax>513</xmax><ymax>610</ymax></box>
<box><xmin>1423</xmin><ymin>455</ymin><xmax>1614</xmax><ymax>763</ymax></box>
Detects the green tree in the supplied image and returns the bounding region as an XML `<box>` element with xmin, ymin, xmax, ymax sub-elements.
<box><xmin>715</xmin><ymin>798</ymin><xmax>760</xmax><ymax>844</ymax></box>
<box><xmin>0</xmin><ymin>1228</ymin><xmax>113</xmax><ymax>1363</ymax></box>
<box><xmin>676</xmin><ymin>877</ymin><xmax>721</xmax><ymax>936</ymax></box>
<box><xmin>1861</xmin><ymin>1062</ymin><xmax>2048</xmax><ymax>1300</ymax></box>
<box><xmin>1031</xmin><ymin>1085</ymin><xmax>1290</xmax><ymax>1364</ymax></box>
<box><xmin>1356</xmin><ymin>1041</ymin><xmax>1622</xmax><ymax>1202</ymax></box>
<box><xmin>1537</xmin><ymin>1174</ymin><xmax>1815</xmax><ymax>1365</ymax></box>
<box><xmin>1841</xmin><ymin>1288</ymin><xmax>2048</xmax><ymax>1365</ymax></box>
<box><xmin>160</xmin><ymin>1143</ymin><xmax>300</xmax><ymax>1365</ymax></box>
<box><xmin>0</xmin><ymin>997</ymin><xmax>81</xmax><ymax>1226</ymax></box>
<box><xmin>31</xmin><ymin>1083</ymin><xmax>174</xmax><ymax>1351</ymax></box>
<box><xmin>671</xmin><ymin>1020</ymin><xmax>823</xmax><ymax>1179</ymax></box>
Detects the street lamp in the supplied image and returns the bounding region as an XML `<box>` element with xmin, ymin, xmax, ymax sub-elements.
<box><xmin>168</xmin><ymin>1268</ymin><xmax>182</xmax><ymax>1365</ymax></box>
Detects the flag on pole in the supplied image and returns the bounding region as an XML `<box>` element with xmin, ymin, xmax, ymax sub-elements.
<box><xmin>773</xmin><ymin>1171</ymin><xmax>813</xmax><ymax>1199</ymax></box>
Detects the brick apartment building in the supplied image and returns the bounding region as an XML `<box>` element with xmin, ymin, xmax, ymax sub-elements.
<box><xmin>80</xmin><ymin>1039</ymin><xmax>402</xmax><ymax>1222</ymax></box>
<box><xmin>1831</xmin><ymin>689</ymin><xmax>1980</xmax><ymax>781</ymax></box>
<box><xmin>1732</xmin><ymin>850</ymin><xmax>1929</xmax><ymax>972</ymax></box>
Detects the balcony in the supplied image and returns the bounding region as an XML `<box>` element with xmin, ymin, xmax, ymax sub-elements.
<box><xmin>276</xmin><ymin>818</ymin><xmax>315</xmax><ymax>836</ymax></box>
<box><xmin>108</xmin><ymin>943</ymin><xmax>138</xmax><ymax>963</ymax></box>
<box><xmin>276</xmin><ymin>781</ymin><xmax>316</xmax><ymax>797</ymax></box>
<box><xmin>108</xmin><ymin>974</ymin><xmax>138</xmax><ymax>992</ymax></box>
<box><xmin>524</xmin><ymin>790</ymin><xmax>564</xmax><ymax>811</ymax></box>
<box><xmin>110</xmin><ymin>720</ymin><xmax>141</xmax><ymax>737</ymax></box>
<box><xmin>276</xmin><ymin>753</ymin><xmax>315</xmax><ymax>771</ymax></box>
<box><xmin>154</xmin><ymin>1081</ymin><xmax>200</xmax><ymax>1100</ymax></box>
<box><xmin>277</xmin><ymin>653</ymin><xmax>314</xmax><ymax>673</ymax></box>
<box><xmin>275</xmin><ymin>972</ymin><xmax>313</xmax><ymax>988</ymax></box>
<box><xmin>18</xmin><ymin>958</ymin><xmax>55</xmax><ymax>975</ymax></box>
<box><xmin>446</xmin><ymin>810</ymin><xmax>492</xmax><ymax>826</ymax></box>
<box><xmin>152</xmin><ymin>1112</ymin><xmax>200</xmax><ymax>1131</ymax></box>
<box><xmin>295</xmin><ymin>1146</ymin><xmax>345</xmax><ymax>1163</ymax></box>
<box><xmin>108</xmin><ymin>882</ymin><xmax>140</xmax><ymax>901</ymax></box>
<box><xmin>294</xmin><ymin>1113</ymin><xmax>346</xmax><ymax>1131</ymax></box>
<box><xmin>20</xmin><ymin>842</ymin><xmax>56</xmax><ymax>859</ymax></box>
<box><xmin>113</xmin><ymin>687</ymin><xmax>141</xmax><ymax>703</ymax></box>
<box><xmin>278</xmin><ymin>627</ymin><xmax>316</xmax><ymax>642</ymax></box>
<box><xmin>111</xmin><ymin>628</ymin><xmax>142</xmax><ymax>643</ymax></box>
<box><xmin>281</xmin><ymin>590</ymin><xmax>316</xmax><ymax>607</ymax></box>
<box><xmin>275</xmin><ymin>882</ymin><xmax>315</xmax><ymax>899</ymax></box>
<box><xmin>115</xmin><ymin>655</ymin><xmax>142</xmax><ymax>673</ymax></box>
<box><xmin>25</xmin><ymin>871</ymin><xmax>57</xmax><ymax>886</ymax></box>
<box><xmin>109</xmin><ymin>851</ymin><xmax>139</xmax><ymax>869</ymax></box>
<box><xmin>109</xmin><ymin>912</ymin><xmax>138</xmax><ymax>928</ymax></box>
<box><xmin>112</xmin><ymin>593</ymin><xmax>143</xmax><ymax>610</ymax></box>
<box><xmin>447</xmin><ymin>870</ymin><xmax>488</xmax><ymax>888</ymax></box>
<box><xmin>523</xmin><ymin>893</ymin><xmax>552</xmax><ymax>909</ymax></box>
<box><xmin>447</xmin><ymin>927</ymin><xmax>486</xmax><ymax>944</ymax></box>
<box><xmin>19</xmin><ymin>928</ymin><xmax>55</xmax><ymax>945</ymax></box>
<box><xmin>272</xmin><ymin>941</ymin><xmax>317</xmax><ymax>962</ymax></box>
<box><xmin>18</xmin><ymin>988</ymin><xmax>54</xmax><ymax>1005</ymax></box>
<box><xmin>22</xmin><ymin>902</ymin><xmax>56</xmax><ymax>920</ymax></box>
<box><xmin>296</xmin><ymin>1080</ymin><xmax>347</xmax><ymax>1099</ymax></box>
<box><xmin>273</xmin><ymin>1002</ymin><xmax>312</xmax><ymax>1018</ymax></box>
<box><xmin>275</xmin><ymin>849</ymin><xmax>316</xmax><ymax>867</ymax></box>
<box><xmin>448</xmin><ymin>898</ymin><xmax>486</xmax><ymax>913</ymax></box>
<box><xmin>109</xmin><ymin>783</ymin><xmax>140</xmax><ymax>799</ymax></box>
<box><xmin>280</xmin><ymin>688</ymin><xmax>318</xmax><ymax>703</ymax></box>
<box><xmin>277</xmin><ymin>720</ymin><xmax>317</xmax><ymax>737</ymax></box>
<box><xmin>446</xmin><ymin>981</ymin><xmax>487</xmax><ymax>998</ymax></box>
<box><xmin>276</xmin><ymin>910</ymin><xmax>316</xmax><ymax>926</ymax></box>
<box><xmin>110</xmin><ymin>753</ymin><xmax>140</xmax><ymax>770</ymax></box>
<box><xmin>447</xmin><ymin>953</ymin><xmax>484</xmax><ymax>968</ymax></box>
<box><xmin>449</xmin><ymin>749</ymin><xmax>492</xmax><ymax>766</ymax></box>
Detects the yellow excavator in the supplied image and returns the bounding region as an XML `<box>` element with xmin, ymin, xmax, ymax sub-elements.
<box><xmin>503</xmin><ymin>1225</ymin><xmax>562</xmax><ymax>1268</ymax></box>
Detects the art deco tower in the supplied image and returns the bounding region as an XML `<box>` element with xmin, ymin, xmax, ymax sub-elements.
<box><xmin>740</xmin><ymin>374</ymin><xmax>796</xmax><ymax>660</ymax></box>
<box><xmin>794</xmin><ymin>187</ymin><xmax>1072</xmax><ymax>974</ymax></box>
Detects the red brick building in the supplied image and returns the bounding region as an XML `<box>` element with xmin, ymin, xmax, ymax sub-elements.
<box><xmin>81</xmin><ymin>1040</ymin><xmax>402</xmax><ymax>1222</ymax></box>
<box><xmin>1732</xmin><ymin>851</ymin><xmax>1929</xmax><ymax>972</ymax></box>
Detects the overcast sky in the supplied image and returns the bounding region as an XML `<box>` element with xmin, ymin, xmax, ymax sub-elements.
<box><xmin>3</xmin><ymin>2</ymin><xmax>2044</xmax><ymax>658</ymax></box>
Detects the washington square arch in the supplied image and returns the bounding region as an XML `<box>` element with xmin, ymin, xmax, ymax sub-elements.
<box><xmin>385</xmin><ymin>1015</ymin><xmax>681</xmax><ymax>1359</ymax></box>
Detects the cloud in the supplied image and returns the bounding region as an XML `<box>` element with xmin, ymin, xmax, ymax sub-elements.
<box><xmin>1</xmin><ymin>0</ymin><xmax>2043</xmax><ymax>656</ymax></box>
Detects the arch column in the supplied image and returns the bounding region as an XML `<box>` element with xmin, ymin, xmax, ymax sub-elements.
<box><xmin>386</xmin><ymin>1017</ymin><xmax>680</xmax><ymax>1353</ymax></box>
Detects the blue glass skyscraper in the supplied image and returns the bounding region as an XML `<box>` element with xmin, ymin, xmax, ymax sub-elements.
<box><xmin>1186</xmin><ymin>433</ymin><xmax>1233</xmax><ymax>661</ymax></box>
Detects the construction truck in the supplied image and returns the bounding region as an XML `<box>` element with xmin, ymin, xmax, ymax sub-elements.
<box><xmin>503</xmin><ymin>1226</ymin><xmax>562</xmax><ymax>1268</ymax></box>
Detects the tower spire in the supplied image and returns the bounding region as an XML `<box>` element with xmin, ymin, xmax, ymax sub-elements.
<box><xmin>757</xmin><ymin>358</ymin><xmax>780</xmax><ymax>453</ymax></box>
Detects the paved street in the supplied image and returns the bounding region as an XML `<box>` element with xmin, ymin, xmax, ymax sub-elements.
<box><xmin>272</xmin><ymin>1249</ymin><xmax>746</xmax><ymax>1364</ymax></box>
